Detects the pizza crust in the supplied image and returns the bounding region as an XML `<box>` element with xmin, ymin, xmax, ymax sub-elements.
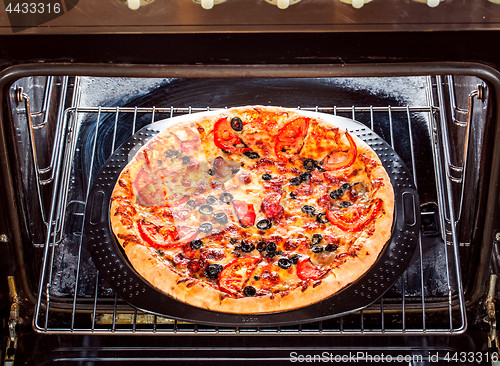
<box><xmin>110</xmin><ymin>106</ymin><xmax>394</xmax><ymax>314</ymax></box>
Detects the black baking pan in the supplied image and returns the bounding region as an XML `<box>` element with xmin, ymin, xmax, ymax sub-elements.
<box><xmin>84</xmin><ymin>110</ymin><xmax>420</xmax><ymax>327</ymax></box>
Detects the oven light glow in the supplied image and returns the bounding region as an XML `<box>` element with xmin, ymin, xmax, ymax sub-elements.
<box><xmin>127</xmin><ymin>0</ymin><xmax>140</xmax><ymax>10</ymax></box>
<box><xmin>427</xmin><ymin>0</ymin><xmax>440</xmax><ymax>7</ymax></box>
<box><xmin>352</xmin><ymin>0</ymin><xmax>365</xmax><ymax>8</ymax></box>
<box><xmin>277</xmin><ymin>0</ymin><xmax>290</xmax><ymax>9</ymax></box>
<box><xmin>202</xmin><ymin>0</ymin><xmax>215</xmax><ymax>9</ymax></box>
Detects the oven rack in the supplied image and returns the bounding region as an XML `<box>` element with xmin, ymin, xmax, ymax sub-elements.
<box><xmin>28</xmin><ymin>78</ymin><xmax>468</xmax><ymax>335</ymax></box>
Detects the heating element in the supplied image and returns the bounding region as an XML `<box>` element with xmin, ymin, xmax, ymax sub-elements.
<box><xmin>7</xmin><ymin>70</ymin><xmax>485</xmax><ymax>336</ymax></box>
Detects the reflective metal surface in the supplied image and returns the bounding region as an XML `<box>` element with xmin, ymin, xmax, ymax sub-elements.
<box><xmin>0</xmin><ymin>0</ymin><xmax>500</xmax><ymax>34</ymax></box>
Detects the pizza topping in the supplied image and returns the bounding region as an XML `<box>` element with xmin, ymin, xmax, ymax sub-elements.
<box><xmin>326</xmin><ymin>198</ymin><xmax>382</xmax><ymax>232</ymax></box>
<box><xmin>278</xmin><ymin>258</ymin><xmax>292</xmax><ymax>269</ymax></box>
<box><xmin>240</xmin><ymin>241</ymin><xmax>256</xmax><ymax>253</ymax></box>
<box><xmin>303</xmin><ymin>158</ymin><xmax>317</xmax><ymax>171</ymax></box>
<box><xmin>290</xmin><ymin>177</ymin><xmax>302</xmax><ymax>186</ymax></box>
<box><xmin>219</xmin><ymin>192</ymin><xmax>234</xmax><ymax>203</ymax></box>
<box><xmin>261</xmin><ymin>193</ymin><xmax>284</xmax><ymax>221</ymax></box>
<box><xmin>261</xmin><ymin>173</ymin><xmax>273</xmax><ymax>181</ymax></box>
<box><xmin>311</xmin><ymin>246</ymin><xmax>324</xmax><ymax>253</ymax></box>
<box><xmin>213</xmin><ymin>117</ymin><xmax>251</xmax><ymax>154</ymax></box>
<box><xmin>322</xmin><ymin>131</ymin><xmax>357</xmax><ymax>171</ymax></box>
<box><xmin>198</xmin><ymin>204</ymin><xmax>213</xmax><ymax>216</ymax></box>
<box><xmin>213</xmin><ymin>211</ymin><xmax>229</xmax><ymax>224</ymax></box>
<box><xmin>311</xmin><ymin>233</ymin><xmax>323</xmax><ymax>245</ymax></box>
<box><xmin>301</xmin><ymin>205</ymin><xmax>316</xmax><ymax>216</ymax></box>
<box><xmin>243</xmin><ymin>151</ymin><xmax>260</xmax><ymax>159</ymax></box>
<box><xmin>257</xmin><ymin>241</ymin><xmax>267</xmax><ymax>252</ymax></box>
<box><xmin>242</xmin><ymin>285</ymin><xmax>257</xmax><ymax>297</ymax></box>
<box><xmin>230</xmin><ymin>117</ymin><xmax>244</xmax><ymax>131</ymax></box>
<box><xmin>275</xmin><ymin>117</ymin><xmax>310</xmax><ymax>159</ymax></box>
<box><xmin>325</xmin><ymin>244</ymin><xmax>338</xmax><ymax>252</ymax></box>
<box><xmin>299</xmin><ymin>172</ymin><xmax>312</xmax><ymax>182</ymax></box>
<box><xmin>137</xmin><ymin>220</ymin><xmax>194</xmax><ymax>249</ymax></box>
<box><xmin>340</xmin><ymin>201</ymin><xmax>353</xmax><ymax>208</ymax></box>
<box><xmin>186</xmin><ymin>200</ymin><xmax>197</xmax><ymax>209</ymax></box>
<box><xmin>198</xmin><ymin>222</ymin><xmax>213</xmax><ymax>234</ymax></box>
<box><xmin>134</xmin><ymin>169</ymin><xmax>166</xmax><ymax>207</ymax></box>
<box><xmin>289</xmin><ymin>254</ymin><xmax>300</xmax><ymax>264</ymax></box>
<box><xmin>233</xmin><ymin>200</ymin><xmax>256</xmax><ymax>227</ymax></box>
<box><xmin>255</xmin><ymin>219</ymin><xmax>270</xmax><ymax>230</ymax></box>
<box><xmin>164</xmin><ymin>149</ymin><xmax>181</xmax><ymax>159</ymax></box>
<box><xmin>206</xmin><ymin>195</ymin><xmax>218</xmax><ymax>205</ymax></box>
<box><xmin>190</xmin><ymin>239</ymin><xmax>203</xmax><ymax>250</ymax></box>
<box><xmin>218</xmin><ymin>256</ymin><xmax>260</xmax><ymax>295</ymax></box>
<box><xmin>297</xmin><ymin>257</ymin><xmax>330</xmax><ymax>281</ymax></box>
<box><xmin>205</xmin><ymin>264</ymin><xmax>224</xmax><ymax>280</ymax></box>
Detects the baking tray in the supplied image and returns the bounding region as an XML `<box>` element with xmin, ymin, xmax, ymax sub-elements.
<box><xmin>84</xmin><ymin>110</ymin><xmax>420</xmax><ymax>327</ymax></box>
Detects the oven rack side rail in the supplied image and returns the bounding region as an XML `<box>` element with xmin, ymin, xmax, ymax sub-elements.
<box><xmin>31</xmin><ymin>98</ymin><xmax>467</xmax><ymax>335</ymax></box>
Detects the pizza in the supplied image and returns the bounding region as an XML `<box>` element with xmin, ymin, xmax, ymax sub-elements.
<box><xmin>109</xmin><ymin>106</ymin><xmax>394</xmax><ymax>314</ymax></box>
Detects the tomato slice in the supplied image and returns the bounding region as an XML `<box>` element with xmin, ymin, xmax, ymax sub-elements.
<box><xmin>137</xmin><ymin>220</ymin><xmax>196</xmax><ymax>249</ymax></box>
<box><xmin>326</xmin><ymin>198</ymin><xmax>382</xmax><ymax>232</ymax></box>
<box><xmin>321</xmin><ymin>131</ymin><xmax>357</xmax><ymax>171</ymax></box>
<box><xmin>232</xmin><ymin>200</ymin><xmax>256</xmax><ymax>227</ymax></box>
<box><xmin>297</xmin><ymin>257</ymin><xmax>330</xmax><ymax>281</ymax></box>
<box><xmin>134</xmin><ymin>169</ymin><xmax>166</xmax><ymax>207</ymax></box>
<box><xmin>218</xmin><ymin>256</ymin><xmax>261</xmax><ymax>295</ymax></box>
<box><xmin>213</xmin><ymin>117</ymin><xmax>251</xmax><ymax>154</ymax></box>
<box><xmin>274</xmin><ymin>117</ymin><xmax>310</xmax><ymax>160</ymax></box>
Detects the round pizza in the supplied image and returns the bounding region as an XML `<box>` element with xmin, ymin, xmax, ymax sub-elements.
<box><xmin>110</xmin><ymin>106</ymin><xmax>394</xmax><ymax>314</ymax></box>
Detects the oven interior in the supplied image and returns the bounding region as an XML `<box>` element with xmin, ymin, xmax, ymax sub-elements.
<box><xmin>2</xmin><ymin>66</ymin><xmax>497</xmax><ymax>337</ymax></box>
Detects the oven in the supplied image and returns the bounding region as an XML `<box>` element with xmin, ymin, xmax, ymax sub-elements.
<box><xmin>1</xmin><ymin>1</ymin><xmax>500</xmax><ymax>365</ymax></box>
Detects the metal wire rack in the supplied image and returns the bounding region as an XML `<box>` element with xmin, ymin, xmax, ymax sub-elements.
<box><xmin>14</xmin><ymin>75</ymin><xmax>475</xmax><ymax>335</ymax></box>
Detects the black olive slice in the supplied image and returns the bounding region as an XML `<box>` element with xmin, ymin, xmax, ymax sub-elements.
<box><xmin>198</xmin><ymin>205</ymin><xmax>213</xmax><ymax>215</ymax></box>
<box><xmin>278</xmin><ymin>258</ymin><xmax>292</xmax><ymax>269</ymax></box>
<box><xmin>231</xmin><ymin>168</ymin><xmax>240</xmax><ymax>175</ymax></box>
<box><xmin>256</xmin><ymin>219</ymin><xmax>272</xmax><ymax>230</ymax></box>
<box><xmin>303</xmin><ymin>159</ymin><xmax>316</xmax><ymax>171</ymax></box>
<box><xmin>198</xmin><ymin>222</ymin><xmax>213</xmax><ymax>233</ymax></box>
<box><xmin>190</xmin><ymin>239</ymin><xmax>203</xmax><ymax>250</ymax></box>
<box><xmin>261</xmin><ymin>173</ymin><xmax>273</xmax><ymax>181</ymax></box>
<box><xmin>205</xmin><ymin>264</ymin><xmax>223</xmax><ymax>280</ymax></box>
<box><xmin>302</xmin><ymin>205</ymin><xmax>316</xmax><ymax>215</ymax></box>
<box><xmin>206</xmin><ymin>195</ymin><xmax>218</xmax><ymax>205</ymax></box>
<box><xmin>299</xmin><ymin>172</ymin><xmax>312</xmax><ymax>182</ymax></box>
<box><xmin>181</xmin><ymin>156</ymin><xmax>190</xmax><ymax>165</ymax></box>
<box><xmin>257</xmin><ymin>241</ymin><xmax>267</xmax><ymax>252</ymax></box>
<box><xmin>164</xmin><ymin>149</ymin><xmax>181</xmax><ymax>159</ymax></box>
<box><xmin>311</xmin><ymin>246</ymin><xmax>324</xmax><ymax>253</ymax></box>
<box><xmin>213</xmin><ymin>212</ymin><xmax>228</xmax><ymax>224</ymax></box>
<box><xmin>340</xmin><ymin>201</ymin><xmax>353</xmax><ymax>208</ymax></box>
<box><xmin>240</xmin><ymin>241</ymin><xmax>255</xmax><ymax>253</ymax></box>
<box><xmin>290</xmin><ymin>192</ymin><xmax>297</xmax><ymax>199</ymax></box>
<box><xmin>207</xmin><ymin>169</ymin><xmax>216</xmax><ymax>176</ymax></box>
<box><xmin>243</xmin><ymin>151</ymin><xmax>260</xmax><ymax>159</ymax></box>
<box><xmin>311</xmin><ymin>233</ymin><xmax>323</xmax><ymax>245</ymax></box>
<box><xmin>330</xmin><ymin>189</ymin><xmax>343</xmax><ymax>200</ymax></box>
<box><xmin>243</xmin><ymin>286</ymin><xmax>257</xmax><ymax>297</ymax></box>
<box><xmin>231</xmin><ymin>117</ymin><xmax>244</xmax><ymax>131</ymax></box>
<box><xmin>290</xmin><ymin>177</ymin><xmax>302</xmax><ymax>186</ymax></box>
<box><xmin>266</xmin><ymin>242</ymin><xmax>277</xmax><ymax>252</ymax></box>
<box><xmin>186</xmin><ymin>200</ymin><xmax>197</xmax><ymax>209</ymax></box>
<box><xmin>325</xmin><ymin>244</ymin><xmax>338</xmax><ymax>252</ymax></box>
<box><xmin>341</xmin><ymin>183</ymin><xmax>352</xmax><ymax>190</ymax></box>
<box><xmin>266</xmin><ymin>251</ymin><xmax>276</xmax><ymax>258</ymax></box>
<box><xmin>289</xmin><ymin>254</ymin><xmax>300</xmax><ymax>264</ymax></box>
<box><xmin>219</xmin><ymin>192</ymin><xmax>234</xmax><ymax>203</ymax></box>
<box><xmin>316</xmin><ymin>213</ymin><xmax>329</xmax><ymax>224</ymax></box>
